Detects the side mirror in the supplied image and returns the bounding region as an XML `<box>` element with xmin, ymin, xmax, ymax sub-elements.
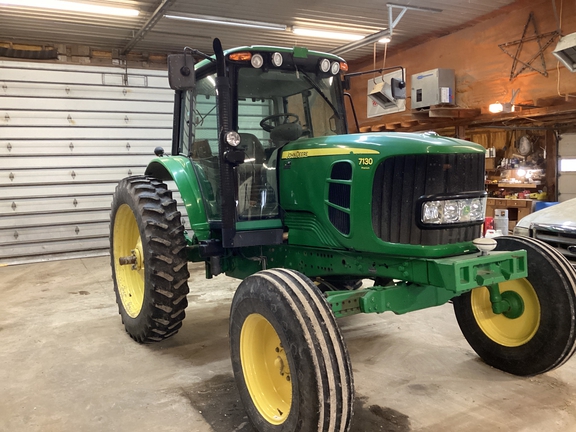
<box><xmin>168</xmin><ymin>53</ymin><xmax>195</xmax><ymax>90</ymax></box>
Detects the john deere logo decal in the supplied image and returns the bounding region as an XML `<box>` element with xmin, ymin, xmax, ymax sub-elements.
<box><xmin>281</xmin><ymin>148</ymin><xmax>379</xmax><ymax>159</ymax></box>
<box><xmin>283</xmin><ymin>150</ymin><xmax>309</xmax><ymax>159</ymax></box>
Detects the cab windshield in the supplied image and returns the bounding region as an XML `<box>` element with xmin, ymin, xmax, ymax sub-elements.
<box><xmin>187</xmin><ymin>63</ymin><xmax>346</xmax><ymax>222</ymax></box>
<box><xmin>236</xmin><ymin>66</ymin><xmax>346</xmax><ymax>146</ymax></box>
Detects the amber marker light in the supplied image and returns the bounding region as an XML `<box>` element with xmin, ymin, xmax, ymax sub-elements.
<box><xmin>229</xmin><ymin>52</ymin><xmax>252</xmax><ymax>61</ymax></box>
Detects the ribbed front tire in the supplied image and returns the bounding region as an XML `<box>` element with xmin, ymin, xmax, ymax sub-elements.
<box><xmin>453</xmin><ymin>235</ymin><xmax>576</xmax><ymax>376</ymax></box>
<box><xmin>230</xmin><ymin>269</ymin><xmax>354</xmax><ymax>432</ymax></box>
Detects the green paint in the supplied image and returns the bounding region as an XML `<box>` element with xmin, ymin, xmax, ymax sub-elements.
<box><xmin>278</xmin><ymin>134</ymin><xmax>485</xmax><ymax>258</ymax></box>
<box><xmin>236</xmin><ymin>219</ymin><xmax>283</xmax><ymax>230</ymax></box>
<box><xmin>293</xmin><ymin>46</ymin><xmax>309</xmax><ymax>58</ymax></box>
<box><xmin>145</xmin><ymin>157</ymin><xmax>210</xmax><ymax>240</ymax></box>
<box><xmin>223</xmin><ymin>244</ymin><xmax>526</xmax><ymax>287</ymax></box>
<box><xmin>327</xmin><ymin>282</ymin><xmax>457</xmax><ymax>318</ymax></box>
<box><xmin>501</xmin><ymin>290</ymin><xmax>525</xmax><ymax>319</ymax></box>
<box><xmin>426</xmin><ymin>250</ymin><xmax>527</xmax><ymax>292</ymax></box>
<box><xmin>324</xmin><ymin>249</ymin><xmax>527</xmax><ymax>318</ymax></box>
<box><xmin>485</xmin><ymin>284</ymin><xmax>525</xmax><ymax>317</ymax></box>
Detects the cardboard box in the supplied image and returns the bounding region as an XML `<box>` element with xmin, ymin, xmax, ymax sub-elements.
<box><xmin>486</xmin><ymin>158</ymin><xmax>496</xmax><ymax>170</ymax></box>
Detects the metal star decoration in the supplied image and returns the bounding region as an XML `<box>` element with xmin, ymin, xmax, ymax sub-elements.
<box><xmin>499</xmin><ymin>12</ymin><xmax>559</xmax><ymax>81</ymax></box>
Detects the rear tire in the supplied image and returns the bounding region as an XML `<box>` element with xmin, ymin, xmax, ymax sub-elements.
<box><xmin>453</xmin><ymin>236</ymin><xmax>576</xmax><ymax>376</ymax></box>
<box><xmin>110</xmin><ymin>176</ymin><xmax>190</xmax><ymax>343</ymax></box>
<box><xmin>230</xmin><ymin>268</ymin><xmax>354</xmax><ymax>432</ymax></box>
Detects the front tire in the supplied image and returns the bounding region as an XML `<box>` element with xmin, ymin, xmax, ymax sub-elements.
<box><xmin>110</xmin><ymin>176</ymin><xmax>190</xmax><ymax>343</ymax></box>
<box><xmin>453</xmin><ymin>236</ymin><xmax>576</xmax><ymax>376</ymax></box>
<box><xmin>230</xmin><ymin>269</ymin><xmax>354</xmax><ymax>432</ymax></box>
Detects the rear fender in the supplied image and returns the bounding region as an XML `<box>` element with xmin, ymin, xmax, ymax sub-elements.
<box><xmin>145</xmin><ymin>156</ymin><xmax>210</xmax><ymax>240</ymax></box>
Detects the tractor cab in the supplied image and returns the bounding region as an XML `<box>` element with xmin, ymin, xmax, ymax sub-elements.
<box><xmin>167</xmin><ymin>42</ymin><xmax>347</xmax><ymax>248</ymax></box>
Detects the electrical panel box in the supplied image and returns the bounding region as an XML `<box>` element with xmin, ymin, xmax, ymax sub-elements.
<box><xmin>411</xmin><ymin>68</ymin><xmax>455</xmax><ymax>109</ymax></box>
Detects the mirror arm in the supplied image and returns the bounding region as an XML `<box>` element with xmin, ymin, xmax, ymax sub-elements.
<box><xmin>183</xmin><ymin>46</ymin><xmax>215</xmax><ymax>62</ymax></box>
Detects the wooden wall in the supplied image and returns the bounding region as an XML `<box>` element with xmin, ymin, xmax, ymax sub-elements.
<box><xmin>346</xmin><ymin>0</ymin><xmax>576</xmax><ymax>129</ymax></box>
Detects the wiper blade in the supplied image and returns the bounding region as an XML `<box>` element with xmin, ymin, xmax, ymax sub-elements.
<box><xmin>300</xmin><ymin>71</ymin><xmax>341</xmax><ymax>119</ymax></box>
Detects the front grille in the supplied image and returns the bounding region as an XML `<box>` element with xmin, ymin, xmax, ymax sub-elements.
<box><xmin>533</xmin><ymin>224</ymin><xmax>576</xmax><ymax>267</ymax></box>
<box><xmin>372</xmin><ymin>153</ymin><xmax>484</xmax><ymax>245</ymax></box>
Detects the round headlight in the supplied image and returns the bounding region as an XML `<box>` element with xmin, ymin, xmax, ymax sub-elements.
<box><xmin>271</xmin><ymin>52</ymin><xmax>283</xmax><ymax>67</ymax></box>
<box><xmin>251</xmin><ymin>54</ymin><xmax>264</xmax><ymax>68</ymax></box>
<box><xmin>225</xmin><ymin>131</ymin><xmax>241</xmax><ymax>147</ymax></box>
<box><xmin>319</xmin><ymin>58</ymin><xmax>330</xmax><ymax>73</ymax></box>
<box><xmin>330</xmin><ymin>61</ymin><xmax>340</xmax><ymax>75</ymax></box>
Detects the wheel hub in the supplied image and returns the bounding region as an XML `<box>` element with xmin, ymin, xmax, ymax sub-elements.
<box><xmin>131</xmin><ymin>238</ymin><xmax>144</xmax><ymax>271</ymax></box>
<box><xmin>274</xmin><ymin>344</ymin><xmax>290</xmax><ymax>382</ymax></box>
<box><xmin>501</xmin><ymin>290</ymin><xmax>525</xmax><ymax>319</ymax></box>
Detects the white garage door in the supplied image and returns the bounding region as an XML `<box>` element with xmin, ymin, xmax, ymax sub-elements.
<box><xmin>558</xmin><ymin>133</ymin><xmax>576</xmax><ymax>202</ymax></box>
<box><xmin>0</xmin><ymin>60</ymin><xmax>175</xmax><ymax>265</ymax></box>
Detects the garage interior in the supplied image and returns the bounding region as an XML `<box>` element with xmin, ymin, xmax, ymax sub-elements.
<box><xmin>1</xmin><ymin>0</ymin><xmax>576</xmax><ymax>431</ymax></box>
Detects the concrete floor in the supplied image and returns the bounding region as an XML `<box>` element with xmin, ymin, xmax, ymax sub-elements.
<box><xmin>1</xmin><ymin>256</ymin><xmax>576</xmax><ymax>432</ymax></box>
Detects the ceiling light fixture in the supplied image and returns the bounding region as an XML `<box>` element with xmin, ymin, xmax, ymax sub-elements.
<box><xmin>489</xmin><ymin>88</ymin><xmax>520</xmax><ymax>114</ymax></box>
<box><xmin>293</xmin><ymin>27</ymin><xmax>390</xmax><ymax>43</ymax></box>
<box><xmin>164</xmin><ymin>13</ymin><xmax>286</xmax><ymax>31</ymax></box>
<box><xmin>0</xmin><ymin>0</ymin><xmax>139</xmax><ymax>16</ymax></box>
<box><xmin>488</xmin><ymin>102</ymin><xmax>514</xmax><ymax>114</ymax></box>
<box><xmin>293</xmin><ymin>27</ymin><xmax>363</xmax><ymax>41</ymax></box>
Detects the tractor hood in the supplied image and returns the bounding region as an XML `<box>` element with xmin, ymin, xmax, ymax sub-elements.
<box><xmin>278</xmin><ymin>131</ymin><xmax>486</xmax><ymax>259</ymax></box>
<box><xmin>281</xmin><ymin>132</ymin><xmax>485</xmax><ymax>157</ymax></box>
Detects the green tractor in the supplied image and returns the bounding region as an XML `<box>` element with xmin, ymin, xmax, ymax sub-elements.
<box><xmin>110</xmin><ymin>38</ymin><xmax>576</xmax><ymax>432</ymax></box>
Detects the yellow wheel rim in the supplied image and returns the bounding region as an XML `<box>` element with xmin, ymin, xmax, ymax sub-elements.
<box><xmin>240</xmin><ymin>313</ymin><xmax>292</xmax><ymax>425</ymax></box>
<box><xmin>113</xmin><ymin>204</ymin><xmax>145</xmax><ymax>318</ymax></box>
<box><xmin>471</xmin><ymin>278</ymin><xmax>540</xmax><ymax>347</ymax></box>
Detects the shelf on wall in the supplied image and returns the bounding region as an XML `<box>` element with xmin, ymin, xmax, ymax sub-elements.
<box><xmin>497</xmin><ymin>183</ymin><xmax>539</xmax><ymax>188</ymax></box>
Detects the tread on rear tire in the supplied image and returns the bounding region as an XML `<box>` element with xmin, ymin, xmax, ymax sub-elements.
<box><xmin>110</xmin><ymin>175</ymin><xmax>190</xmax><ymax>343</ymax></box>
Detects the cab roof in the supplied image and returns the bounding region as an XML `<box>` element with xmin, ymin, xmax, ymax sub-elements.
<box><xmin>194</xmin><ymin>45</ymin><xmax>345</xmax><ymax>71</ymax></box>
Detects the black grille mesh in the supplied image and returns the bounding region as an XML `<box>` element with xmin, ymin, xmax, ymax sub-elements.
<box><xmin>329</xmin><ymin>207</ymin><xmax>351</xmax><ymax>235</ymax></box>
<box><xmin>331</xmin><ymin>161</ymin><xmax>353</xmax><ymax>180</ymax></box>
<box><xmin>329</xmin><ymin>183</ymin><xmax>351</xmax><ymax>209</ymax></box>
<box><xmin>328</xmin><ymin>162</ymin><xmax>352</xmax><ymax>235</ymax></box>
<box><xmin>372</xmin><ymin>153</ymin><xmax>484</xmax><ymax>245</ymax></box>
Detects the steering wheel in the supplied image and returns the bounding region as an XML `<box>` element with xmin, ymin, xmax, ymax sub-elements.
<box><xmin>260</xmin><ymin>113</ymin><xmax>300</xmax><ymax>132</ymax></box>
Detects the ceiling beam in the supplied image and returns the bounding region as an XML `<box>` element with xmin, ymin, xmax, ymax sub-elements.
<box><xmin>331</xmin><ymin>3</ymin><xmax>442</xmax><ymax>57</ymax></box>
<box><xmin>331</xmin><ymin>29</ymin><xmax>391</xmax><ymax>56</ymax></box>
<box><xmin>122</xmin><ymin>0</ymin><xmax>177</xmax><ymax>56</ymax></box>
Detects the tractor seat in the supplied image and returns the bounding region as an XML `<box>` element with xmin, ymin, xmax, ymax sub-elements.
<box><xmin>190</xmin><ymin>138</ymin><xmax>213</xmax><ymax>159</ymax></box>
<box><xmin>238</xmin><ymin>133</ymin><xmax>265</xmax><ymax>163</ymax></box>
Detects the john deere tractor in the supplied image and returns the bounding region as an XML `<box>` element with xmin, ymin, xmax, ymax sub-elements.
<box><xmin>110</xmin><ymin>39</ymin><xmax>576</xmax><ymax>432</ymax></box>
